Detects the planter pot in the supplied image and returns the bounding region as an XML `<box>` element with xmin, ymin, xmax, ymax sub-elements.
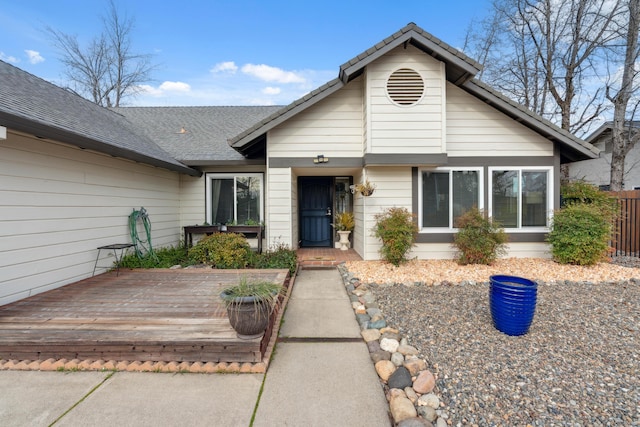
<box><xmin>337</xmin><ymin>230</ymin><xmax>351</xmax><ymax>251</ymax></box>
<box><xmin>489</xmin><ymin>275</ymin><xmax>538</xmax><ymax>336</ymax></box>
<box><xmin>221</xmin><ymin>292</ymin><xmax>271</xmax><ymax>340</ymax></box>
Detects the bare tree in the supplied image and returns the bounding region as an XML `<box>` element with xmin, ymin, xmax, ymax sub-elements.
<box><xmin>465</xmin><ymin>0</ymin><xmax>622</xmax><ymax>135</ymax></box>
<box><xmin>607</xmin><ymin>0</ymin><xmax>640</xmax><ymax>191</ymax></box>
<box><xmin>46</xmin><ymin>0</ymin><xmax>154</xmax><ymax>107</ymax></box>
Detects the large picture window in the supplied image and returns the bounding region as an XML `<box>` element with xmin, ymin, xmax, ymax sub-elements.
<box><xmin>490</xmin><ymin>168</ymin><xmax>551</xmax><ymax>229</ymax></box>
<box><xmin>420</xmin><ymin>168</ymin><xmax>481</xmax><ymax>229</ymax></box>
<box><xmin>206</xmin><ymin>173</ymin><xmax>263</xmax><ymax>225</ymax></box>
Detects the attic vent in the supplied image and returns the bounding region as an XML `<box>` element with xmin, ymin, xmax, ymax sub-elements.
<box><xmin>386</xmin><ymin>68</ymin><xmax>424</xmax><ymax>106</ymax></box>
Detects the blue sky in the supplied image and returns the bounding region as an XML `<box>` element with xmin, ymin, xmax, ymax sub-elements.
<box><xmin>0</xmin><ymin>0</ymin><xmax>493</xmax><ymax>106</ymax></box>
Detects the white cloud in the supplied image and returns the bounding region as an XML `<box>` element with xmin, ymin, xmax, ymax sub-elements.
<box><xmin>241</xmin><ymin>63</ymin><xmax>306</xmax><ymax>84</ymax></box>
<box><xmin>0</xmin><ymin>52</ymin><xmax>19</xmax><ymax>63</ymax></box>
<box><xmin>262</xmin><ymin>86</ymin><xmax>281</xmax><ymax>95</ymax></box>
<box><xmin>25</xmin><ymin>50</ymin><xmax>44</xmax><ymax>64</ymax></box>
<box><xmin>158</xmin><ymin>81</ymin><xmax>191</xmax><ymax>92</ymax></box>
<box><xmin>211</xmin><ymin>61</ymin><xmax>238</xmax><ymax>73</ymax></box>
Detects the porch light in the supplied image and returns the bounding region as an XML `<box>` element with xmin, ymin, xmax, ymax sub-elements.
<box><xmin>313</xmin><ymin>154</ymin><xmax>329</xmax><ymax>164</ymax></box>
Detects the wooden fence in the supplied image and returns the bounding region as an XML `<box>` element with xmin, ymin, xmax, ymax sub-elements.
<box><xmin>610</xmin><ymin>190</ymin><xmax>640</xmax><ymax>256</ymax></box>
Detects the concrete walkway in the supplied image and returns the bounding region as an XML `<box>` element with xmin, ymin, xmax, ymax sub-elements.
<box><xmin>0</xmin><ymin>268</ymin><xmax>390</xmax><ymax>427</ymax></box>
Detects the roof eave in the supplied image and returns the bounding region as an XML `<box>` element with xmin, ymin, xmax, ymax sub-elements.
<box><xmin>1</xmin><ymin>112</ymin><xmax>202</xmax><ymax>177</ymax></box>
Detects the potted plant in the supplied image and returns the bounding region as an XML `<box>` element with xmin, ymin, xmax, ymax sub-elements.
<box><xmin>350</xmin><ymin>179</ymin><xmax>376</xmax><ymax>196</ymax></box>
<box><xmin>220</xmin><ymin>277</ymin><xmax>284</xmax><ymax>339</ymax></box>
<box><xmin>332</xmin><ymin>211</ymin><xmax>355</xmax><ymax>250</ymax></box>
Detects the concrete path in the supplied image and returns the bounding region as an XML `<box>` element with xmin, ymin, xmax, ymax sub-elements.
<box><xmin>0</xmin><ymin>267</ymin><xmax>390</xmax><ymax>426</ymax></box>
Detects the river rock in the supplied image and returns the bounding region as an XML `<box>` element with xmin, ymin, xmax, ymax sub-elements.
<box><xmin>403</xmin><ymin>358</ymin><xmax>427</xmax><ymax>376</ymax></box>
<box><xmin>397</xmin><ymin>418</ymin><xmax>433</xmax><ymax>427</ymax></box>
<box><xmin>361</xmin><ymin>329</ymin><xmax>381</xmax><ymax>342</ymax></box>
<box><xmin>413</xmin><ymin>370</ymin><xmax>436</xmax><ymax>394</ymax></box>
<box><xmin>397</xmin><ymin>344</ymin><xmax>419</xmax><ymax>356</ymax></box>
<box><xmin>367</xmin><ymin>339</ymin><xmax>381</xmax><ymax>353</ymax></box>
<box><xmin>417</xmin><ymin>392</ymin><xmax>440</xmax><ymax>409</ymax></box>
<box><xmin>417</xmin><ymin>405</ymin><xmax>438</xmax><ymax>422</ymax></box>
<box><xmin>375</xmin><ymin>360</ymin><xmax>396</xmax><ymax>382</ymax></box>
<box><xmin>380</xmin><ymin>337</ymin><xmax>399</xmax><ymax>353</ymax></box>
<box><xmin>391</xmin><ymin>351</ymin><xmax>405</xmax><ymax>367</ymax></box>
<box><xmin>404</xmin><ymin>386</ymin><xmax>419</xmax><ymax>403</ymax></box>
<box><xmin>390</xmin><ymin>395</ymin><xmax>417</xmax><ymax>423</ymax></box>
<box><xmin>388</xmin><ymin>366</ymin><xmax>413</xmax><ymax>389</ymax></box>
<box><xmin>370</xmin><ymin>350</ymin><xmax>391</xmax><ymax>363</ymax></box>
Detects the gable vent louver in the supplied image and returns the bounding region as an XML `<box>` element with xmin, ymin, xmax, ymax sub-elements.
<box><xmin>386</xmin><ymin>68</ymin><xmax>424</xmax><ymax>106</ymax></box>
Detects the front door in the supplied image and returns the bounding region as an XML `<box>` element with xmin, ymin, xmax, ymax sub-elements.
<box><xmin>299</xmin><ymin>177</ymin><xmax>333</xmax><ymax>247</ymax></box>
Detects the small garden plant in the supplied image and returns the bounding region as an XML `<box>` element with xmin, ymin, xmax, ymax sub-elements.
<box><xmin>188</xmin><ymin>232</ymin><xmax>252</xmax><ymax>269</ymax></box>
<box><xmin>373</xmin><ymin>207</ymin><xmax>418</xmax><ymax>266</ymax></box>
<box><xmin>453</xmin><ymin>207</ymin><xmax>507</xmax><ymax>265</ymax></box>
<box><xmin>220</xmin><ymin>276</ymin><xmax>283</xmax><ymax>311</ymax></box>
<box><xmin>332</xmin><ymin>211</ymin><xmax>355</xmax><ymax>231</ymax></box>
<box><xmin>548</xmin><ymin>181</ymin><xmax>617</xmax><ymax>265</ymax></box>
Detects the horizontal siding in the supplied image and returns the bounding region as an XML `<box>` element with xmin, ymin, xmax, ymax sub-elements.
<box><xmin>361</xmin><ymin>167</ymin><xmax>413</xmax><ymax>260</ymax></box>
<box><xmin>266</xmin><ymin>168</ymin><xmax>293</xmax><ymax>248</ymax></box>
<box><xmin>268</xmin><ymin>77</ymin><xmax>364</xmax><ymax>158</ymax></box>
<box><xmin>368</xmin><ymin>45</ymin><xmax>445</xmax><ymax>154</ymax></box>
<box><xmin>409</xmin><ymin>242</ymin><xmax>551</xmax><ymax>259</ymax></box>
<box><xmin>0</xmin><ymin>131</ymin><xmax>181</xmax><ymax>305</ymax></box>
<box><xmin>447</xmin><ymin>83</ymin><xmax>554</xmax><ymax>157</ymax></box>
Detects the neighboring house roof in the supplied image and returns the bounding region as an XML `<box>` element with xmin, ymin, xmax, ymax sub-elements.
<box><xmin>0</xmin><ymin>60</ymin><xmax>201</xmax><ymax>177</ymax></box>
<box><xmin>230</xmin><ymin>22</ymin><xmax>598</xmax><ymax>163</ymax></box>
<box><xmin>584</xmin><ymin>120</ymin><xmax>640</xmax><ymax>144</ymax></box>
<box><xmin>112</xmin><ymin>106</ymin><xmax>281</xmax><ymax>165</ymax></box>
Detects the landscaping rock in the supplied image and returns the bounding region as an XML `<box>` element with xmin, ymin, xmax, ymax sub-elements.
<box><xmin>380</xmin><ymin>337</ymin><xmax>399</xmax><ymax>353</ymax></box>
<box><xmin>413</xmin><ymin>370</ymin><xmax>436</xmax><ymax>394</ymax></box>
<box><xmin>388</xmin><ymin>366</ymin><xmax>413</xmax><ymax>390</ymax></box>
<box><xmin>390</xmin><ymin>395</ymin><xmax>418</xmax><ymax>423</ymax></box>
<box><xmin>374</xmin><ymin>359</ymin><xmax>396</xmax><ymax>382</ymax></box>
<box><xmin>403</xmin><ymin>358</ymin><xmax>427</xmax><ymax>376</ymax></box>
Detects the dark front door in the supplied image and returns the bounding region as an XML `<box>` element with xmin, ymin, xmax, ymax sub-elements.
<box><xmin>299</xmin><ymin>177</ymin><xmax>333</xmax><ymax>247</ymax></box>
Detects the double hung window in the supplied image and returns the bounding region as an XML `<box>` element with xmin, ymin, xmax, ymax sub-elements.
<box><xmin>206</xmin><ymin>173</ymin><xmax>263</xmax><ymax>225</ymax></box>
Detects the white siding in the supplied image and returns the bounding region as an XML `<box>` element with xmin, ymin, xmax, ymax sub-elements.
<box><xmin>367</xmin><ymin>45</ymin><xmax>446</xmax><ymax>154</ymax></box>
<box><xmin>409</xmin><ymin>242</ymin><xmax>551</xmax><ymax>259</ymax></box>
<box><xmin>266</xmin><ymin>167</ymin><xmax>294</xmax><ymax>248</ymax></box>
<box><xmin>446</xmin><ymin>83</ymin><xmax>554</xmax><ymax>157</ymax></box>
<box><xmin>268</xmin><ymin>77</ymin><xmax>364</xmax><ymax>158</ymax></box>
<box><xmin>360</xmin><ymin>167</ymin><xmax>413</xmax><ymax>260</ymax></box>
<box><xmin>0</xmin><ymin>131</ymin><xmax>181</xmax><ymax>305</ymax></box>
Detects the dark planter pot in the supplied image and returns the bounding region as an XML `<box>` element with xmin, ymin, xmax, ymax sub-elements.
<box><xmin>489</xmin><ymin>275</ymin><xmax>538</xmax><ymax>336</ymax></box>
<box><xmin>221</xmin><ymin>292</ymin><xmax>271</xmax><ymax>340</ymax></box>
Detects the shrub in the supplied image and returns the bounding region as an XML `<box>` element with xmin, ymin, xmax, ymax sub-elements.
<box><xmin>453</xmin><ymin>207</ymin><xmax>507</xmax><ymax>265</ymax></box>
<box><xmin>250</xmin><ymin>242</ymin><xmax>298</xmax><ymax>275</ymax></box>
<box><xmin>373</xmin><ymin>207</ymin><xmax>418</xmax><ymax>266</ymax></box>
<box><xmin>548</xmin><ymin>203</ymin><xmax>612</xmax><ymax>265</ymax></box>
<box><xmin>561</xmin><ymin>180</ymin><xmax>617</xmax><ymax>219</ymax></box>
<box><xmin>119</xmin><ymin>245</ymin><xmax>189</xmax><ymax>268</ymax></box>
<box><xmin>188</xmin><ymin>232</ymin><xmax>251</xmax><ymax>269</ymax></box>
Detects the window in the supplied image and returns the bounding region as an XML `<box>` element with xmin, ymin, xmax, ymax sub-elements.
<box><xmin>490</xmin><ymin>168</ymin><xmax>551</xmax><ymax>229</ymax></box>
<box><xmin>420</xmin><ymin>168</ymin><xmax>481</xmax><ymax>229</ymax></box>
<box><xmin>206</xmin><ymin>173</ymin><xmax>263</xmax><ymax>225</ymax></box>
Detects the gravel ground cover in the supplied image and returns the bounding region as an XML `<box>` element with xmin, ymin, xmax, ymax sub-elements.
<box><xmin>345</xmin><ymin>258</ymin><xmax>640</xmax><ymax>426</ymax></box>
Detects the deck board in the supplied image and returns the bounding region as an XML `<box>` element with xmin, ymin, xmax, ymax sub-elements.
<box><xmin>0</xmin><ymin>269</ymin><xmax>289</xmax><ymax>363</ymax></box>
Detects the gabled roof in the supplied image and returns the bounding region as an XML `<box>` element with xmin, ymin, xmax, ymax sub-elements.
<box><xmin>584</xmin><ymin>121</ymin><xmax>640</xmax><ymax>143</ymax></box>
<box><xmin>0</xmin><ymin>60</ymin><xmax>201</xmax><ymax>177</ymax></box>
<box><xmin>113</xmin><ymin>106</ymin><xmax>281</xmax><ymax>165</ymax></box>
<box><xmin>229</xmin><ymin>22</ymin><xmax>598</xmax><ymax>163</ymax></box>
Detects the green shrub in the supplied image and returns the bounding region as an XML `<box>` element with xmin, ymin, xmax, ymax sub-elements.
<box><xmin>250</xmin><ymin>242</ymin><xmax>298</xmax><ymax>275</ymax></box>
<box><xmin>561</xmin><ymin>180</ymin><xmax>617</xmax><ymax>219</ymax></box>
<box><xmin>119</xmin><ymin>245</ymin><xmax>189</xmax><ymax>268</ymax></box>
<box><xmin>188</xmin><ymin>233</ymin><xmax>252</xmax><ymax>269</ymax></box>
<box><xmin>453</xmin><ymin>207</ymin><xmax>507</xmax><ymax>265</ymax></box>
<box><xmin>373</xmin><ymin>207</ymin><xmax>418</xmax><ymax>266</ymax></box>
<box><xmin>547</xmin><ymin>203</ymin><xmax>612</xmax><ymax>265</ymax></box>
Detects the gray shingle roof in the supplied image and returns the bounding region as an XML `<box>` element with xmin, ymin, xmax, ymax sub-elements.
<box><xmin>0</xmin><ymin>60</ymin><xmax>200</xmax><ymax>176</ymax></box>
<box><xmin>112</xmin><ymin>106</ymin><xmax>281</xmax><ymax>164</ymax></box>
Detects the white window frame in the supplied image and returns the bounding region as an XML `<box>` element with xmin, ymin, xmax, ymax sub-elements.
<box><xmin>488</xmin><ymin>166</ymin><xmax>553</xmax><ymax>231</ymax></box>
<box><xmin>205</xmin><ymin>173</ymin><xmax>264</xmax><ymax>225</ymax></box>
<box><xmin>418</xmin><ymin>167</ymin><xmax>484</xmax><ymax>232</ymax></box>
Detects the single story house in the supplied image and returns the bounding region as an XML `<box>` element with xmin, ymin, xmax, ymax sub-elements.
<box><xmin>0</xmin><ymin>23</ymin><xmax>598</xmax><ymax>305</ymax></box>
<box><xmin>568</xmin><ymin>121</ymin><xmax>640</xmax><ymax>190</ymax></box>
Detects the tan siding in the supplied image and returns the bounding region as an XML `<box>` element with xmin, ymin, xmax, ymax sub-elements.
<box><xmin>446</xmin><ymin>83</ymin><xmax>554</xmax><ymax>157</ymax></box>
<box><xmin>368</xmin><ymin>45</ymin><xmax>445</xmax><ymax>155</ymax></box>
<box><xmin>0</xmin><ymin>131</ymin><xmax>181</xmax><ymax>305</ymax></box>
<box><xmin>269</xmin><ymin>77</ymin><xmax>364</xmax><ymax>158</ymax></box>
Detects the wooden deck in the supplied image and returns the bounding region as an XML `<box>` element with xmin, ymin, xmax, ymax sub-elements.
<box><xmin>0</xmin><ymin>269</ymin><xmax>290</xmax><ymax>364</ymax></box>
